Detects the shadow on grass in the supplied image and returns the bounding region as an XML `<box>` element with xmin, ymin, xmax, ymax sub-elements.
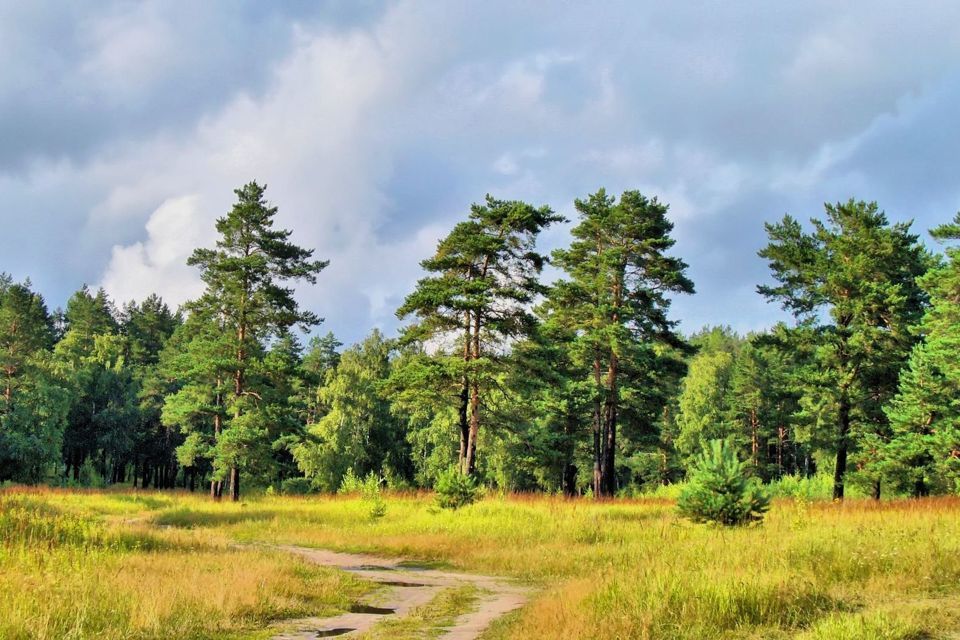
<box><xmin>103</xmin><ymin>494</ymin><xmax>174</xmax><ymax>511</ymax></box>
<box><xmin>153</xmin><ymin>508</ymin><xmax>281</xmax><ymax>528</ymax></box>
<box><xmin>1</xmin><ymin>495</ymin><xmax>198</xmax><ymax>553</ymax></box>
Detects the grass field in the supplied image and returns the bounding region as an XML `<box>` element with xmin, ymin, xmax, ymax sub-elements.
<box><xmin>3</xmin><ymin>487</ymin><xmax>960</xmax><ymax>639</ymax></box>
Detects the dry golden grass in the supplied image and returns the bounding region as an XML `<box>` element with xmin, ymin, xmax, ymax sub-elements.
<box><xmin>0</xmin><ymin>489</ymin><xmax>369</xmax><ymax>640</ymax></box>
<box><xmin>5</xmin><ymin>487</ymin><xmax>960</xmax><ymax>639</ymax></box>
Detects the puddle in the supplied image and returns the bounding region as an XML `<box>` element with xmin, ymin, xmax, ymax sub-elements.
<box><xmin>348</xmin><ymin>603</ymin><xmax>396</xmax><ymax>615</ymax></box>
<box><xmin>377</xmin><ymin>580</ymin><xmax>428</xmax><ymax>587</ymax></box>
<box><xmin>315</xmin><ymin>628</ymin><xmax>354</xmax><ymax>638</ymax></box>
<box><xmin>350</xmin><ymin>564</ymin><xmax>395</xmax><ymax>571</ymax></box>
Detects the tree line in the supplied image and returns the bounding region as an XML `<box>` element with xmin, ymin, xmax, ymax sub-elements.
<box><xmin>2</xmin><ymin>182</ymin><xmax>958</xmax><ymax>501</ymax></box>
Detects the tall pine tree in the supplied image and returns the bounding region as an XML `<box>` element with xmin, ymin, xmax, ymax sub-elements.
<box><xmin>759</xmin><ymin>200</ymin><xmax>929</xmax><ymax>499</ymax></box>
<box><xmin>397</xmin><ymin>195</ymin><xmax>560</xmax><ymax>476</ymax></box>
<box><xmin>884</xmin><ymin>213</ymin><xmax>960</xmax><ymax>494</ymax></box>
<box><xmin>179</xmin><ymin>182</ymin><xmax>327</xmax><ymax>500</ymax></box>
<box><xmin>551</xmin><ymin>189</ymin><xmax>694</xmax><ymax>497</ymax></box>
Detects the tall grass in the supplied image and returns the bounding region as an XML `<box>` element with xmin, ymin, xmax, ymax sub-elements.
<box><xmin>5</xmin><ymin>487</ymin><xmax>960</xmax><ymax>638</ymax></box>
<box><xmin>0</xmin><ymin>489</ymin><xmax>369</xmax><ymax>639</ymax></box>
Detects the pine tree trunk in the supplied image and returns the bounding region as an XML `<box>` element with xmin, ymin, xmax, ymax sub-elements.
<box><xmin>777</xmin><ymin>426</ymin><xmax>785</xmax><ymax>478</ymax></box>
<box><xmin>562</xmin><ymin>412</ymin><xmax>578</xmax><ymax>497</ymax></box>
<box><xmin>464</xmin><ymin>310</ymin><xmax>482</xmax><ymax>476</ymax></box>
<box><xmin>465</xmin><ymin>379</ymin><xmax>480</xmax><ymax>475</ymax></box>
<box><xmin>833</xmin><ymin>390</ymin><xmax>851</xmax><ymax>500</ymax></box>
<box><xmin>230</xmin><ymin>466</ymin><xmax>240</xmax><ymax>502</ymax></box>
<box><xmin>592</xmin><ymin>353</ymin><xmax>603</xmax><ymax>498</ymax></box>
<box><xmin>601</xmin><ymin>352</ymin><xmax>618</xmax><ymax>497</ymax></box>
<box><xmin>458</xmin><ymin>311</ymin><xmax>471</xmax><ymax>473</ymax></box>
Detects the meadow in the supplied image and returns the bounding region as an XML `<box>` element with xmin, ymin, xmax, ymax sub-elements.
<box><xmin>2</xmin><ymin>486</ymin><xmax>960</xmax><ymax>639</ymax></box>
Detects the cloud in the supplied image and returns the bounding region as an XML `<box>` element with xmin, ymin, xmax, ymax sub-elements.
<box><xmin>4</xmin><ymin>1</ymin><xmax>960</xmax><ymax>343</ymax></box>
<box><xmin>101</xmin><ymin>196</ymin><xmax>210</xmax><ymax>307</ymax></box>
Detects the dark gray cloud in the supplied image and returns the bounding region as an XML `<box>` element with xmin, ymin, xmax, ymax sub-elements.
<box><xmin>0</xmin><ymin>1</ymin><xmax>386</xmax><ymax>171</ymax></box>
<box><xmin>1</xmin><ymin>1</ymin><xmax>959</xmax><ymax>343</ymax></box>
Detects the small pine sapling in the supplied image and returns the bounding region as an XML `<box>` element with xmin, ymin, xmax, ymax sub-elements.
<box><xmin>678</xmin><ymin>438</ymin><xmax>770</xmax><ymax>526</ymax></box>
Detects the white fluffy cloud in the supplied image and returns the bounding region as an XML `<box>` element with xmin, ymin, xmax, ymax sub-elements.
<box><xmin>93</xmin><ymin>6</ymin><xmax>444</xmax><ymax>334</ymax></box>
<box><xmin>4</xmin><ymin>1</ymin><xmax>960</xmax><ymax>342</ymax></box>
<box><xmin>101</xmin><ymin>196</ymin><xmax>210</xmax><ymax>306</ymax></box>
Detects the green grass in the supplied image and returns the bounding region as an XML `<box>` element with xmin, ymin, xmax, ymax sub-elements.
<box><xmin>5</xmin><ymin>487</ymin><xmax>960</xmax><ymax>639</ymax></box>
<box><xmin>357</xmin><ymin>585</ymin><xmax>482</xmax><ymax>639</ymax></box>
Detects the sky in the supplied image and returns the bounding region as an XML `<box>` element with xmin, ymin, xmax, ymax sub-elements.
<box><xmin>3</xmin><ymin>1</ymin><xmax>960</xmax><ymax>346</ymax></box>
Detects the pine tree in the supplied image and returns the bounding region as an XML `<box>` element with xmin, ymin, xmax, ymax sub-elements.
<box><xmin>727</xmin><ymin>339</ymin><xmax>803</xmax><ymax>479</ymax></box>
<box><xmin>884</xmin><ymin>213</ymin><xmax>960</xmax><ymax>494</ymax></box>
<box><xmin>159</xmin><ymin>310</ymin><xmax>233</xmax><ymax>496</ymax></box>
<box><xmin>508</xmin><ymin>314</ymin><xmax>591</xmax><ymax>495</ymax></box>
<box><xmin>56</xmin><ymin>286</ymin><xmax>138</xmax><ymax>484</ymax></box>
<box><xmin>179</xmin><ymin>181</ymin><xmax>327</xmax><ymax>500</ymax></box>
<box><xmin>122</xmin><ymin>295</ymin><xmax>181</xmax><ymax>488</ymax></box>
<box><xmin>397</xmin><ymin>195</ymin><xmax>560</xmax><ymax>476</ymax></box>
<box><xmin>551</xmin><ymin>189</ymin><xmax>694</xmax><ymax>497</ymax></box>
<box><xmin>0</xmin><ymin>275</ymin><xmax>68</xmax><ymax>482</ymax></box>
<box><xmin>759</xmin><ymin>200</ymin><xmax>929</xmax><ymax>499</ymax></box>
<box><xmin>677</xmin><ymin>438</ymin><xmax>770</xmax><ymax>526</ymax></box>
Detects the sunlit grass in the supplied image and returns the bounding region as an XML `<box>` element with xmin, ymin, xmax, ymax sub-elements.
<box><xmin>4</xmin><ymin>487</ymin><xmax>960</xmax><ymax>639</ymax></box>
<box><xmin>0</xmin><ymin>489</ymin><xmax>369</xmax><ymax>639</ymax></box>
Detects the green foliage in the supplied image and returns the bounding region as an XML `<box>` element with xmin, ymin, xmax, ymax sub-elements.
<box><xmin>169</xmin><ymin>182</ymin><xmax>327</xmax><ymax>499</ymax></box>
<box><xmin>434</xmin><ymin>466</ymin><xmax>482</xmax><ymax>510</ymax></box>
<box><xmin>280</xmin><ymin>477</ymin><xmax>314</xmax><ymax>495</ymax></box>
<box><xmin>677</xmin><ymin>438</ymin><xmax>770</xmax><ymax>526</ymax></box>
<box><xmin>883</xmin><ymin>213</ymin><xmax>960</xmax><ymax>495</ymax></box>
<box><xmin>676</xmin><ymin>350</ymin><xmax>736</xmax><ymax>460</ymax></box>
<box><xmin>550</xmin><ymin>189</ymin><xmax>694</xmax><ymax>496</ymax></box>
<box><xmin>396</xmin><ymin>195</ymin><xmax>561</xmax><ymax>477</ymax></box>
<box><xmin>338</xmin><ymin>470</ymin><xmax>387</xmax><ymax>519</ymax></box>
<box><xmin>505</xmin><ymin>318</ymin><xmax>592</xmax><ymax>495</ymax></box>
<box><xmin>759</xmin><ymin>200</ymin><xmax>930</xmax><ymax>499</ymax></box>
<box><xmin>384</xmin><ymin>346</ymin><xmax>461</xmax><ymax>487</ymax></box>
<box><xmin>56</xmin><ymin>288</ymin><xmax>140</xmax><ymax>486</ymax></box>
<box><xmin>0</xmin><ymin>276</ymin><xmax>68</xmax><ymax>482</ymax></box>
<box><xmin>293</xmin><ymin>329</ymin><xmax>410</xmax><ymax>491</ymax></box>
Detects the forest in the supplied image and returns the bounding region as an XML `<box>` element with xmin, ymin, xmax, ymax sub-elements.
<box><xmin>3</xmin><ymin>180</ymin><xmax>959</xmax><ymax>504</ymax></box>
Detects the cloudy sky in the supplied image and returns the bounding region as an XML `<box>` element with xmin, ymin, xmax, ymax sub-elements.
<box><xmin>3</xmin><ymin>1</ymin><xmax>960</xmax><ymax>345</ymax></box>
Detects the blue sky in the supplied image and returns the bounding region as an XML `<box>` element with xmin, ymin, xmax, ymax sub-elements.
<box><xmin>2</xmin><ymin>1</ymin><xmax>960</xmax><ymax>345</ymax></box>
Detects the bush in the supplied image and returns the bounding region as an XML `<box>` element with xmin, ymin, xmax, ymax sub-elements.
<box><xmin>338</xmin><ymin>470</ymin><xmax>387</xmax><ymax>520</ymax></box>
<box><xmin>280</xmin><ymin>477</ymin><xmax>314</xmax><ymax>495</ymax></box>
<box><xmin>677</xmin><ymin>438</ymin><xmax>770</xmax><ymax>526</ymax></box>
<box><xmin>434</xmin><ymin>466</ymin><xmax>481</xmax><ymax>510</ymax></box>
<box><xmin>338</xmin><ymin>468</ymin><xmax>363</xmax><ymax>494</ymax></box>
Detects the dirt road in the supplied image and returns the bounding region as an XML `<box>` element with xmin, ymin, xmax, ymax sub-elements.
<box><xmin>270</xmin><ymin>546</ymin><xmax>529</xmax><ymax>639</ymax></box>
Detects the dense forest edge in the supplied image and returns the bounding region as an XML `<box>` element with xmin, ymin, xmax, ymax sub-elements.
<box><xmin>3</xmin><ymin>181</ymin><xmax>959</xmax><ymax>504</ymax></box>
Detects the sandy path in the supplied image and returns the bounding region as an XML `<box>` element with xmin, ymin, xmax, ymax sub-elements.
<box><xmin>270</xmin><ymin>546</ymin><xmax>529</xmax><ymax>639</ymax></box>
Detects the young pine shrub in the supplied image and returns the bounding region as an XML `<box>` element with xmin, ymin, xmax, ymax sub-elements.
<box><xmin>434</xmin><ymin>466</ymin><xmax>482</xmax><ymax>510</ymax></box>
<box><xmin>361</xmin><ymin>475</ymin><xmax>387</xmax><ymax>520</ymax></box>
<box><xmin>678</xmin><ymin>438</ymin><xmax>770</xmax><ymax>526</ymax></box>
